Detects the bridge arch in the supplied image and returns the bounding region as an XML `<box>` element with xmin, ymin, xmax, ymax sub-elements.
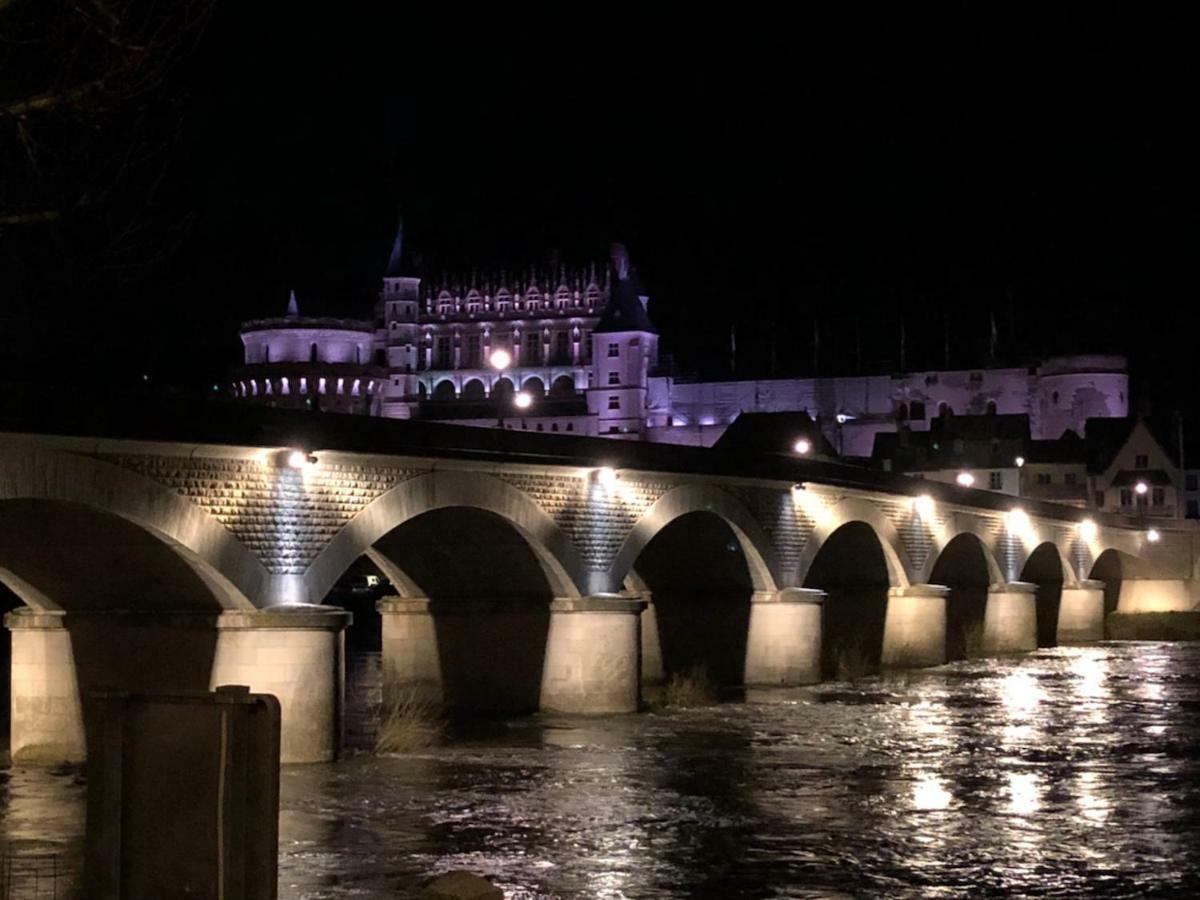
<box><xmin>605</xmin><ymin>483</ymin><xmax>780</xmax><ymax>594</ymax></box>
<box><xmin>0</xmin><ymin>449</ymin><xmax>262</xmax><ymax>611</ymax></box>
<box><xmin>306</xmin><ymin>470</ymin><xmax>585</xmax><ymax>604</ymax></box>
<box><xmin>794</xmin><ymin>496</ymin><xmax>913</xmax><ymax>589</ymax></box>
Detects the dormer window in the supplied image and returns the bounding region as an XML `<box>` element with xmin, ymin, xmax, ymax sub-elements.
<box><xmin>437</xmin><ymin>291</ymin><xmax>454</xmax><ymax>315</ymax></box>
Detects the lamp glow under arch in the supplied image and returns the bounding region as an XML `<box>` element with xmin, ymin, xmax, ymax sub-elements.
<box><xmin>913</xmin><ymin>494</ymin><xmax>936</xmax><ymax>519</ymax></box>
<box><xmin>1078</xmin><ymin>518</ymin><xmax>1098</xmax><ymax>542</ymax></box>
<box><xmin>594</xmin><ymin>467</ymin><xmax>619</xmax><ymax>488</ymax></box>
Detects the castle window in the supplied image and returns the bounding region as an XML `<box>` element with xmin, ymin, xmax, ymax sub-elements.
<box><xmin>264</xmin><ymin>345</ymin><xmax>271</xmax><ymax>363</ymax></box>
<box><xmin>310</xmin><ymin>343</ymin><xmax>318</xmax><ymax>363</ymax></box>
<box><xmin>1095</xmin><ymin>490</ymin><xmax>1105</xmax><ymax>507</ymax></box>
<box><xmin>910</xmin><ymin>401</ymin><xmax>926</xmax><ymax>420</ymax></box>
<box><xmin>608</xmin><ymin>395</ymin><xmax>620</xmax><ymax>410</ymax></box>
<box><xmin>566</xmin><ymin>423</ymin><xmax>574</xmax><ymax>432</ymax></box>
<box><xmin>608</xmin><ymin>371</ymin><xmax>620</xmax><ymax>385</ymax></box>
<box><xmin>895</xmin><ymin>402</ymin><xmax>908</xmax><ymax>421</ymax></box>
<box><xmin>607</xmin><ymin>342</ymin><xmax>619</xmax><ymax>358</ymax></box>
<box><xmin>986</xmin><ymin>400</ymin><xmax>997</xmax><ymax>415</ymax></box>
<box><xmin>524</xmin><ymin>332</ymin><xmax>542</xmax><ymax>365</ymax></box>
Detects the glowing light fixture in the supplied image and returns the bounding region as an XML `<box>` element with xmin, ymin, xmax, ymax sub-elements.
<box><xmin>595</xmin><ymin>467</ymin><xmax>618</xmax><ymax>488</ymax></box>
<box><xmin>914</xmin><ymin>494</ymin><xmax>936</xmax><ymax>519</ymax></box>
<box><xmin>489</xmin><ymin>348</ymin><xmax>512</xmax><ymax>370</ymax></box>
<box><xmin>835</xmin><ymin>413</ymin><xmax>855</xmax><ymax>424</ymax></box>
<box><xmin>1014</xmin><ymin>456</ymin><xmax>1026</xmax><ymax>468</ymax></box>
<box><xmin>1135</xmin><ymin>481</ymin><xmax>1149</xmax><ymax>496</ymax></box>
<box><xmin>1006</xmin><ymin>507</ymin><xmax>1030</xmax><ymax>532</ymax></box>
<box><xmin>793</xmin><ymin>438</ymin><xmax>811</xmax><ymax>455</ymax></box>
<box><xmin>1147</xmin><ymin>528</ymin><xmax>1161</xmax><ymax>543</ymax></box>
<box><xmin>514</xmin><ymin>391</ymin><xmax>533</xmax><ymax>410</ymax></box>
<box><xmin>955</xmin><ymin>471</ymin><xmax>975</xmax><ymax>487</ymax></box>
<box><xmin>286</xmin><ymin>450</ymin><xmax>316</xmax><ymax>469</ymax></box>
<box><xmin>1078</xmin><ymin>519</ymin><xmax>1098</xmax><ymax>541</ymax></box>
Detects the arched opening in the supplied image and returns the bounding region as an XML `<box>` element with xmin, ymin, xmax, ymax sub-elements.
<box><xmin>928</xmin><ymin>533</ymin><xmax>992</xmax><ymax>661</ymax></box>
<box><xmin>417</xmin><ymin>382</ymin><xmax>428</xmax><ymax>400</ymax></box>
<box><xmin>1021</xmin><ymin>543</ymin><xmax>1066</xmax><ymax>647</ymax></box>
<box><xmin>550</xmin><ymin>374</ymin><xmax>576</xmax><ymax>398</ymax></box>
<box><xmin>432</xmin><ymin>379</ymin><xmax>457</xmax><ymax>402</ymax></box>
<box><xmin>629</xmin><ymin>512</ymin><xmax>755</xmax><ymax>690</ymax></box>
<box><xmin>492</xmin><ymin>377</ymin><xmax>514</xmax><ymax>405</ymax></box>
<box><xmin>803</xmin><ymin>522</ymin><xmax>890</xmax><ymax>678</ymax></box>
<box><xmin>310</xmin><ymin>342</ymin><xmax>318</xmax><ymax>363</ymax></box>
<box><xmin>360</xmin><ymin>507</ymin><xmax>558</xmax><ymax>716</ymax></box>
<box><xmin>1089</xmin><ymin>549</ymin><xmax>1133</xmax><ymax>619</ymax></box>
<box><xmin>522</xmin><ymin>376</ymin><xmax>546</xmax><ymax>400</ymax></box>
<box><xmin>0</xmin><ymin>499</ymin><xmax>231</xmax><ymax>760</ymax></box>
<box><xmin>461</xmin><ymin>378</ymin><xmax>486</xmax><ymax>401</ymax></box>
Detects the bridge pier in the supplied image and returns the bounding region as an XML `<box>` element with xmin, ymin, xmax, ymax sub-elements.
<box><xmin>638</xmin><ymin>592</ymin><xmax>665</xmax><ymax>685</ymax></box>
<box><xmin>1116</xmin><ymin>578</ymin><xmax>1193</xmax><ymax>613</ymax></box>
<box><xmin>743</xmin><ymin>588</ymin><xmax>824</xmax><ymax>685</ymax></box>
<box><xmin>1056</xmin><ymin>579</ymin><xmax>1106</xmax><ymax>643</ymax></box>
<box><xmin>539</xmin><ymin>595</ymin><xmax>646</xmax><ymax>714</ymax></box>
<box><xmin>881</xmin><ymin>585</ymin><xmax>949</xmax><ymax>669</ymax></box>
<box><xmin>981</xmin><ymin>582</ymin><xmax>1038</xmax><ymax>655</ymax></box>
<box><xmin>378</xmin><ymin>597</ymin><xmax>442</xmax><ymax>704</ymax></box>
<box><xmin>212</xmin><ymin>606</ymin><xmax>350</xmax><ymax>764</ymax></box>
<box><xmin>5</xmin><ymin>606</ymin><xmax>349</xmax><ymax>766</ymax></box>
<box><xmin>6</xmin><ymin>609</ymin><xmax>85</xmax><ymax>764</ymax></box>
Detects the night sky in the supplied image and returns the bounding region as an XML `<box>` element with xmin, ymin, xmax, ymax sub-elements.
<box><xmin>2</xmin><ymin>5</ymin><xmax>1196</xmax><ymax>418</ymax></box>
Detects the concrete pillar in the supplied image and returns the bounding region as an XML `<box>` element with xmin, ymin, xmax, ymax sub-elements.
<box><xmin>1116</xmin><ymin>578</ymin><xmax>1194</xmax><ymax>613</ymax></box>
<box><xmin>539</xmin><ymin>595</ymin><xmax>646</xmax><ymax>714</ymax></box>
<box><xmin>377</xmin><ymin>596</ymin><xmax>442</xmax><ymax>704</ymax></box>
<box><xmin>212</xmin><ymin>605</ymin><xmax>350</xmax><ymax>764</ymax></box>
<box><xmin>743</xmin><ymin>588</ymin><xmax>824</xmax><ymax>685</ymax></box>
<box><xmin>881</xmin><ymin>584</ymin><xmax>949</xmax><ymax>669</ymax></box>
<box><xmin>5</xmin><ymin>608</ymin><xmax>85</xmax><ymax>764</ymax></box>
<box><xmin>1057</xmin><ymin>579</ymin><xmax>1106</xmax><ymax>643</ymax></box>
<box><xmin>981</xmin><ymin>581</ymin><xmax>1038</xmax><ymax>655</ymax></box>
<box><xmin>639</xmin><ymin>592</ymin><xmax>665</xmax><ymax>685</ymax></box>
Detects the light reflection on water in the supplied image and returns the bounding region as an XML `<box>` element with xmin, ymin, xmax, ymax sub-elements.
<box><xmin>3</xmin><ymin>643</ymin><xmax>1200</xmax><ymax>898</ymax></box>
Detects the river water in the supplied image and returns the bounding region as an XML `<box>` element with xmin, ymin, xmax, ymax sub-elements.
<box><xmin>3</xmin><ymin>642</ymin><xmax>1200</xmax><ymax>898</ymax></box>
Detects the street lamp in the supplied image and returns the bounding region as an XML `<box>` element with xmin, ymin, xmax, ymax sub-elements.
<box><xmin>490</xmin><ymin>348</ymin><xmax>512</xmax><ymax>427</ymax></box>
<box><xmin>514</xmin><ymin>391</ymin><xmax>533</xmax><ymax>410</ymax></box>
<box><xmin>956</xmin><ymin>471</ymin><xmax>975</xmax><ymax>487</ymax></box>
<box><xmin>1014</xmin><ymin>456</ymin><xmax>1025</xmax><ymax>499</ymax></box>
<box><xmin>793</xmin><ymin>437</ymin><xmax>811</xmax><ymax>455</ymax></box>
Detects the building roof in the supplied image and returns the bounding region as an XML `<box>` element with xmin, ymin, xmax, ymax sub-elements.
<box><xmin>929</xmin><ymin>413</ymin><xmax>1030</xmax><ymax>442</ymax></box>
<box><xmin>712</xmin><ymin>411</ymin><xmax>836</xmax><ymax>457</ymax></box>
<box><xmin>1084</xmin><ymin>416</ymin><xmax>1180</xmax><ymax>474</ymax></box>
<box><xmin>593</xmin><ymin>244</ymin><xmax>656</xmax><ymax>334</ymax></box>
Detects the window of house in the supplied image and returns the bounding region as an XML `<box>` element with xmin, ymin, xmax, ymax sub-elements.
<box><xmin>989</xmin><ymin>471</ymin><xmax>1003</xmax><ymax>489</ymax></box>
<box><xmin>524</xmin><ymin>332</ymin><xmax>542</xmax><ymax>365</ymax></box>
<box><xmin>1188</xmin><ymin>499</ymin><xmax>1199</xmax><ymax>519</ymax></box>
<box><xmin>566</xmin><ymin>423</ymin><xmax>574</xmax><ymax>432</ymax></box>
<box><xmin>1064</xmin><ymin>472</ymin><xmax>1077</xmax><ymax>485</ymax></box>
<box><xmin>608</xmin><ymin>371</ymin><xmax>620</xmax><ymax>385</ymax></box>
<box><xmin>1188</xmin><ymin>474</ymin><xmax>1199</xmax><ymax>492</ymax></box>
<box><xmin>1120</xmin><ymin>488</ymin><xmax>1133</xmax><ymax>507</ymax></box>
<box><xmin>895</xmin><ymin>402</ymin><xmax>909</xmax><ymax>421</ymax></box>
<box><xmin>1135</xmin><ymin>454</ymin><xmax>1149</xmax><ymax>469</ymax></box>
<box><xmin>608</xmin><ymin>395</ymin><xmax>620</xmax><ymax>410</ymax></box>
<box><xmin>607</xmin><ymin>342</ymin><xmax>620</xmax><ymax>358</ymax></box>
<box><xmin>1152</xmin><ymin>487</ymin><xmax>1165</xmax><ymax>507</ymax></box>
<box><xmin>1095</xmin><ymin>490</ymin><xmax>1105</xmax><ymax>507</ymax></box>
<box><xmin>1036</xmin><ymin>473</ymin><xmax>1052</xmax><ymax>485</ymax></box>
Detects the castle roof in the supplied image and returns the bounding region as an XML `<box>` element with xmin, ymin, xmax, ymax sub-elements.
<box><xmin>594</xmin><ymin>244</ymin><xmax>656</xmax><ymax>334</ymax></box>
<box><xmin>384</xmin><ymin>219</ymin><xmax>406</xmax><ymax>278</ymax></box>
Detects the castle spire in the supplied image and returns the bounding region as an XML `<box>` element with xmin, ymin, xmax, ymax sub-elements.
<box><xmin>286</xmin><ymin>289</ymin><xmax>299</xmax><ymax>317</ymax></box>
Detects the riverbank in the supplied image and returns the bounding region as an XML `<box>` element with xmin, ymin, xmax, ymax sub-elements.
<box><xmin>1107</xmin><ymin>611</ymin><xmax>1200</xmax><ymax>641</ymax></box>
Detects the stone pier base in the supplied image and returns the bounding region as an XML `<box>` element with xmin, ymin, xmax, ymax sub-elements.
<box><xmin>882</xmin><ymin>585</ymin><xmax>949</xmax><ymax>669</ymax></box>
<box><xmin>743</xmin><ymin>588</ymin><xmax>824</xmax><ymax>685</ymax></box>
<box><xmin>981</xmin><ymin>582</ymin><xmax>1038</xmax><ymax>655</ymax></box>
<box><xmin>6</xmin><ymin>609</ymin><xmax>84</xmax><ymax>764</ymax></box>
<box><xmin>212</xmin><ymin>605</ymin><xmax>350</xmax><ymax>764</ymax></box>
<box><xmin>539</xmin><ymin>595</ymin><xmax>645</xmax><ymax>714</ymax></box>
<box><xmin>378</xmin><ymin>597</ymin><xmax>442</xmax><ymax>704</ymax></box>
<box><xmin>1056</xmin><ymin>580</ymin><xmax>1106</xmax><ymax>643</ymax></box>
<box><xmin>6</xmin><ymin>605</ymin><xmax>350</xmax><ymax>766</ymax></box>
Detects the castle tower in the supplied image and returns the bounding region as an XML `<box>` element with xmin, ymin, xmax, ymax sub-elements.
<box><xmin>588</xmin><ymin>244</ymin><xmax>658</xmax><ymax>439</ymax></box>
<box><xmin>379</xmin><ymin>220</ymin><xmax>423</xmax><ymax>417</ymax></box>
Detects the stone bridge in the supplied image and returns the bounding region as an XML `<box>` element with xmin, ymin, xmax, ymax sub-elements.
<box><xmin>2</xmin><ymin>404</ymin><xmax>1196</xmax><ymax>764</ymax></box>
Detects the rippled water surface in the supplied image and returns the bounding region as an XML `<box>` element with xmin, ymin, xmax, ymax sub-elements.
<box><xmin>5</xmin><ymin>643</ymin><xmax>1200</xmax><ymax>898</ymax></box>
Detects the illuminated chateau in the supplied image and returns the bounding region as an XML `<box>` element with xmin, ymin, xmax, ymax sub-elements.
<box><xmin>231</xmin><ymin>227</ymin><xmax>1130</xmax><ymax>456</ymax></box>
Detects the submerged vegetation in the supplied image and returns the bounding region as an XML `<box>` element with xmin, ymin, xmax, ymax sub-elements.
<box><xmin>375</xmin><ymin>689</ymin><xmax>444</xmax><ymax>754</ymax></box>
<box><xmin>661</xmin><ymin>663</ymin><xmax>719</xmax><ymax>707</ymax></box>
